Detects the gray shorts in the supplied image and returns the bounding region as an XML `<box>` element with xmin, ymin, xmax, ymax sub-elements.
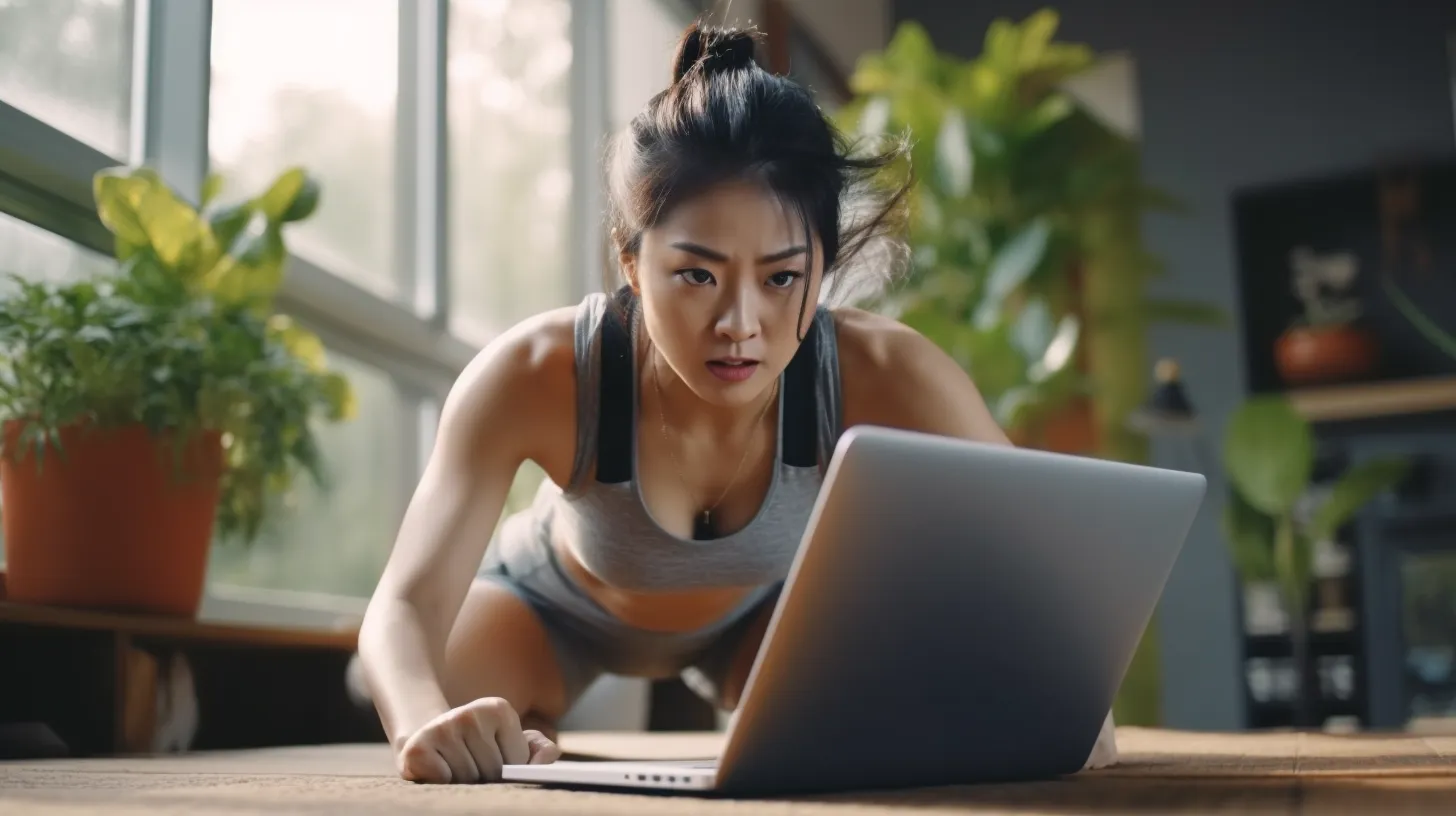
<box><xmin>477</xmin><ymin>513</ymin><xmax>782</xmax><ymax>712</ymax></box>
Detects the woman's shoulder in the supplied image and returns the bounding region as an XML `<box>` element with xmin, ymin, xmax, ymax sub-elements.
<box><xmin>826</xmin><ymin>306</ymin><xmax>940</xmax><ymax>375</ymax></box>
<box><xmin>827</xmin><ymin>306</ymin><xmax>1009</xmax><ymax>443</ymax></box>
<box><xmin>435</xmin><ymin>303</ymin><xmax>585</xmax><ymax>465</ymax></box>
<box><xmin>460</xmin><ymin>304</ymin><xmax>582</xmax><ymax>394</ymax></box>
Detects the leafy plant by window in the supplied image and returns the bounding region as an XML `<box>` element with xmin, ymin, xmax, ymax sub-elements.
<box><xmin>0</xmin><ymin>166</ymin><xmax>356</xmax><ymax>543</ymax></box>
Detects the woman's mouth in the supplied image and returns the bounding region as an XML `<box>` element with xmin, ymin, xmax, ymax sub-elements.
<box><xmin>706</xmin><ymin>359</ymin><xmax>759</xmax><ymax>382</ymax></box>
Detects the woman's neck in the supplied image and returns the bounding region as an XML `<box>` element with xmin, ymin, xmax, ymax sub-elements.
<box><xmin>645</xmin><ymin>345</ymin><xmax>777</xmax><ymax>441</ymax></box>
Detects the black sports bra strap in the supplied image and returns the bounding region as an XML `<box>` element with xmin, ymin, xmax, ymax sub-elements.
<box><xmin>597</xmin><ymin>288</ymin><xmax>822</xmax><ymax>479</ymax></box>
<box><xmin>595</xmin><ymin>287</ymin><xmax>636</xmax><ymax>484</ymax></box>
<box><xmin>780</xmin><ymin>315</ymin><xmax>820</xmax><ymax>468</ymax></box>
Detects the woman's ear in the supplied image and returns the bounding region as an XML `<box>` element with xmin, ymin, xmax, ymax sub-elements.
<box><xmin>619</xmin><ymin>253</ymin><xmax>639</xmax><ymax>294</ymax></box>
<box><xmin>612</xmin><ymin>228</ymin><xmax>640</xmax><ymax>294</ymax></box>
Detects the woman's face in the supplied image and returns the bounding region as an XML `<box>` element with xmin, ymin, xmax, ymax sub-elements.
<box><xmin>625</xmin><ymin>180</ymin><xmax>824</xmax><ymax>409</ymax></box>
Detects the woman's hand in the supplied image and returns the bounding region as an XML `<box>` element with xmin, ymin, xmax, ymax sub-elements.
<box><xmin>396</xmin><ymin>697</ymin><xmax>561</xmax><ymax>784</ymax></box>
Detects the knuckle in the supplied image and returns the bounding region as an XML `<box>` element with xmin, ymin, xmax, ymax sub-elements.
<box><xmin>400</xmin><ymin>737</ymin><xmax>433</xmax><ymax>761</ymax></box>
<box><xmin>475</xmin><ymin>696</ymin><xmax>519</xmax><ymax>727</ymax></box>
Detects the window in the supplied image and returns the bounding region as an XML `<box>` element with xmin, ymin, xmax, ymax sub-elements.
<box><xmin>0</xmin><ymin>0</ymin><xmax>612</xmax><ymax>616</ymax></box>
<box><xmin>448</xmin><ymin>0</ymin><xmax>573</xmax><ymax>343</ymax></box>
<box><xmin>0</xmin><ymin>0</ymin><xmax>136</xmax><ymax>158</ymax></box>
<box><xmin>206</xmin><ymin>352</ymin><xmax>410</xmax><ymax>599</ymax></box>
<box><xmin>0</xmin><ymin>208</ymin><xmax>114</xmax><ymax>288</ymax></box>
<box><xmin>209</xmin><ymin>0</ymin><xmax>400</xmax><ymax>300</ymax></box>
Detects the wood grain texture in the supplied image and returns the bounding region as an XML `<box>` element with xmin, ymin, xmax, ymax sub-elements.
<box><xmin>3</xmin><ymin>728</ymin><xmax>1455</xmax><ymax>814</ymax></box>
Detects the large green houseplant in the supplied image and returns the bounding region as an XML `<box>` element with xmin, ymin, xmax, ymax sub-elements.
<box><xmin>835</xmin><ymin>10</ymin><xmax>1224</xmax><ymax>725</ymax></box>
<box><xmin>1223</xmin><ymin>395</ymin><xmax>1408</xmax><ymax>726</ymax></box>
<box><xmin>837</xmin><ymin>10</ymin><xmax>1224</xmax><ymax>460</ymax></box>
<box><xmin>0</xmin><ymin>165</ymin><xmax>355</xmax><ymax>616</ymax></box>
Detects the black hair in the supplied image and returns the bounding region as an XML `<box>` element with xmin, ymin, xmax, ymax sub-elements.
<box><xmin>604</xmin><ymin>22</ymin><xmax>912</xmax><ymax>339</ymax></box>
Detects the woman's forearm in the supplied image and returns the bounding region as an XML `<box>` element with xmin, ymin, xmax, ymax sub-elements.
<box><xmin>357</xmin><ymin>597</ymin><xmax>454</xmax><ymax>750</ymax></box>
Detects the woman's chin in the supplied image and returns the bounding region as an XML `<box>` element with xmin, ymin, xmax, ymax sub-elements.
<box><xmin>691</xmin><ymin>368</ymin><xmax>775</xmax><ymax>405</ymax></box>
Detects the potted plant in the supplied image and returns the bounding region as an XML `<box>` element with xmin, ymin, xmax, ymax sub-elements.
<box><xmin>1222</xmin><ymin>395</ymin><xmax>1408</xmax><ymax>727</ymax></box>
<box><xmin>836</xmin><ymin>10</ymin><xmax>1226</xmax><ymax>462</ymax></box>
<box><xmin>1274</xmin><ymin>246</ymin><xmax>1379</xmax><ymax>386</ymax></box>
<box><xmin>0</xmin><ymin>165</ymin><xmax>355</xmax><ymax>617</ymax></box>
<box><xmin>834</xmin><ymin>9</ymin><xmax>1225</xmax><ymax>725</ymax></box>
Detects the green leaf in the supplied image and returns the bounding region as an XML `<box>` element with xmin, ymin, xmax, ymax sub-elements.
<box><xmin>1028</xmin><ymin>313</ymin><xmax>1079</xmax><ymax>383</ymax></box>
<box><xmin>1223</xmin><ymin>487</ymin><xmax>1276</xmax><ymax>582</ymax></box>
<box><xmin>93</xmin><ymin>168</ymin><xmax>154</xmax><ymax>248</ymax></box>
<box><xmin>883</xmin><ymin>21</ymin><xmax>941</xmax><ymax>83</ymax></box>
<box><xmin>201</xmin><ymin>172</ymin><xmax>225</xmax><ymax>209</ymax></box>
<box><xmin>255</xmin><ymin>168</ymin><xmax>309</xmax><ymax>222</ymax></box>
<box><xmin>136</xmin><ymin>186</ymin><xmax>206</xmax><ymax>270</ymax></box>
<box><xmin>933</xmin><ymin>109</ymin><xmax>973</xmax><ymax>198</ymax></box>
<box><xmin>1222</xmin><ymin>396</ymin><xmax>1313</xmax><ymax>516</ymax></box>
<box><xmin>1019</xmin><ymin>92</ymin><xmax>1074</xmax><ymax>135</ymax></box>
<box><xmin>206</xmin><ymin>212</ymin><xmax>286</xmax><ymax>306</ymax></box>
<box><xmin>321</xmin><ymin>371</ymin><xmax>356</xmax><ymax>422</ymax></box>
<box><xmin>209</xmin><ymin>202</ymin><xmax>253</xmax><ymax>251</ymax></box>
<box><xmin>973</xmin><ymin>218</ymin><xmax>1050</xmax><ymax>328</ymax></box>
<box><xmin>266</xmin><ymin>314</ymin><xmax>328</xmax><ymax>372</ymax></box>
<box><xmin>281</xmin><ymin>175</ymin><xmax>321</xmax><ymax>223</ymax></box>
<box><xmin>1310</xmin><ymin>456</ymin><xmax>1410</xmax><ymax>542</ymax></box>
<box><xmin>1273</xmin><ymin>516</ymin><xmax>1312</xmax><ymax>616</ymax></box>
<box><xmin>857</xmin><ymin>95</ymin><xmax>892</xmax><ymax>138</ymax></box>
<box><xmin>1011</xmin><ymin>297</ymin><xmax>1053</xmax><ymax>361</ymax></box>
<box><xmin>993</xmin><ymin>384</ymin><xmax>1038</xmax><ymax>428</ymax></box>
<box><xmin>848</xmin><ymin>53</ymin><xmax>895</xmax><ymax>95</ymax></box>
<box><xmin>1013</xmin><ymin>9</ymin><xmax>1060</xmax><ymax>66</ymax></box>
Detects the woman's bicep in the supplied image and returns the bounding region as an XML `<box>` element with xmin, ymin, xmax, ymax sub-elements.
<box><xmin>371</xmin><ymin>316</ymin><xmax>575</xmax><ymax>633</ymax></box>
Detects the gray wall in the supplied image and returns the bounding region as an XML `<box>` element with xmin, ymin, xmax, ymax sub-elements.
<box><xmin>894</xmin><ymin>0</ymin><xmax>1456</xmax><ymax>729</ymax></box>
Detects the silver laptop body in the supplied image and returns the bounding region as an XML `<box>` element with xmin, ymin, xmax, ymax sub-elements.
<box><xmin>503</xmin><ymin>424</ymin><xmax>1207</xmax><ymax>796</ymax></box>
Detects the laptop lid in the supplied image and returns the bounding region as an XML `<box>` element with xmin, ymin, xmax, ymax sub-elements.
<box><xmin>713</xmin><ymin>425</ymin><xmax>1207</xmax><ymax>796</ymax></box>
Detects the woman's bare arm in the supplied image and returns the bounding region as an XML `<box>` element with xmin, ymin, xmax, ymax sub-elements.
<box><xmin>357</xmin><ymin>308</ymin><xmax>577</xmax><ymax>750</ymax></box>
<box><xmin>834</xmin><ymin>308</ymin><xmax>1011</xmax><ymax>446</ymax></box>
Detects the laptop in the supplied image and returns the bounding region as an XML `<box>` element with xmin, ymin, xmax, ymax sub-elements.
<box><xmin>502</xmin><ymin>424</ymin><xmax>1207</xmax><ymax>796</ymax></box>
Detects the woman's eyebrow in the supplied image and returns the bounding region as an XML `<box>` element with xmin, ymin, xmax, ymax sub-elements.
<box><xmin>670</xmin><ymin>241</ymin><xmax>807</xmax><ymax>264</ymax></box>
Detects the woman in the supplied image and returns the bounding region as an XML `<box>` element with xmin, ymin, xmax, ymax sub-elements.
<box><xmin>357</xmin><ymin>22</ymin><xmax>1118</xmax><ymax>785</ymax></box>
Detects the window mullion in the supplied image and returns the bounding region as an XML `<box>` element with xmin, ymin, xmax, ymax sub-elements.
<box><xmin>569</xmin><ymin>0</ymin><xmax>610</xmax><ymax>300</ymax></box>
<box><xmin>127</xmin><ymin>0</ymin><xmax>152</xmax><ymax>165</ymax></box>
<box><xmin>397</xmin><ymin>0</ymin><xmax>449</xmax><ymax>325</ymax></box>
<box><xmin>141</xmin><ymin>0</ymin><xmax>212</xmax><ymax>204</ymax></box>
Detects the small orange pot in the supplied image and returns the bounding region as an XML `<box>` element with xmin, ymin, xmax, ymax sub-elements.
<box><xmin>1</xmin><ymin>421</ymin><xmax>224</xmax><ymax>617</ymax></box>
<box><xmin>1009</xmin><ymin>397</ymin><xmax>1099</xmax><ymax>455</ymax></box>
<box><xmin>1275</xmin><ymin>324</ymin><xmax>1379</xmax><ymax>386</ymax></box>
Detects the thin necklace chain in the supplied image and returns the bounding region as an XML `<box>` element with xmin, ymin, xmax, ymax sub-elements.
<box><xmin>651</xmin><ymin>348</ymin><xmax>777</xmax><ymax>530</ymax></box>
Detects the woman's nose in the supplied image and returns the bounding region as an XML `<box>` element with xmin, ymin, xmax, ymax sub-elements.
<box><xmin>715</xmin><ymin>286</ymin><xmax>761</xmax><ymax>342</ymax></box>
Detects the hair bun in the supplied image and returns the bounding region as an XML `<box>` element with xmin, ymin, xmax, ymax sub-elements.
<box><xmin>672</xmin><ymin>24</ymin><xmax>758</xmax><ymax>84</ymax></box>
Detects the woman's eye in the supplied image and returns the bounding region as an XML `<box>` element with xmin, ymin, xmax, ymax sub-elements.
<box><xmin>768</xmin><ymin>271</ymin><xmax>802</xmax><ymax>289</ymax></box>
<box><xmin>678</xmin><ymin>268</ymin><xmax>714</xmax><ymax>286</ymax></box>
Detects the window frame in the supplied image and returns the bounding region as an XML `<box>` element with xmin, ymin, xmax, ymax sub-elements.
<box><xmin>0</xmin><ymin>0</ymin><xmax>624</xmax><ymax>624</ymax></box>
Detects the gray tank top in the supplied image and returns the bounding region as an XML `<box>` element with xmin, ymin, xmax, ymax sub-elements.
<box><xmin>502</xmin><ymin>290</ymin><xmax>844</xmax><ymax>593</ymax></box>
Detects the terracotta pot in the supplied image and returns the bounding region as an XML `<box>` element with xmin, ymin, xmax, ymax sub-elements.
<box><xmin>1039</xmin><ymin>398</ymin><xmax>1098</xmax><ymax>454</ymax></box>
<box><xmin>1</xmin><ymin>422</ymin><xmax>224</xmax><ymax>617</ymax></box>
<box><xmin>1009</xmin><ymin>397</ymin><xmax>1098</xmax><ymax>454</ymax></box>
<box><xmin>1274</xmin><ymin>324</ymin><xmax>1379</xmax><ymax>387</ymax></box>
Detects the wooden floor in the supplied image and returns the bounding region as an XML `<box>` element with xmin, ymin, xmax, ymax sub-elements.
<box><xmin>2</xmin><ymin>728</ymin><xmax>1455</xmax><ymax>814</ymax></box>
